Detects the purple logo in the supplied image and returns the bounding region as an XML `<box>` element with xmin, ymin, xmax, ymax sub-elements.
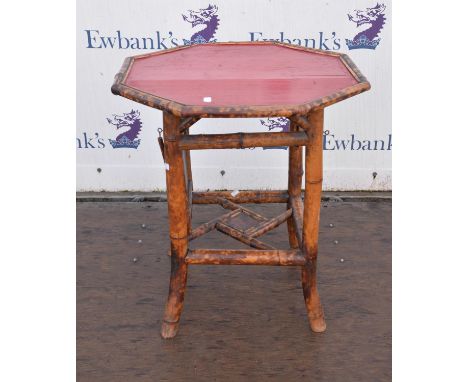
<box><xmin>260</xmin><ymin>117</ymin><xmax>290</xmax><ymax>150</ymax></box>
<box><xmin>182</xmin><ymin>4</ymin><xmax>219</xmax><ymax>45</ymax></box>
<box><xmin>346</xmin><ymin>3</ymin><xmax>386</xmax><ymax>50</ymax></box>
<box><xmin>107</xmin><ymin>109</ymin><xmax>142</xmax><ymax>149</ymax></box>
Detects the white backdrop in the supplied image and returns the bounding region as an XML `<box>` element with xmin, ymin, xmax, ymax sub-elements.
<box><xmin>77</xmin><ymin>0</ymin><xmax>391</xmax><ymax>191</ymax></box>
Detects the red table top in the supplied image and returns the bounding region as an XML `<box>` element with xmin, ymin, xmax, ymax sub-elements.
<box><xmin>123</xmin><ymin>43</ymin><xmax>359</xmax><ymax>108</ymax></box>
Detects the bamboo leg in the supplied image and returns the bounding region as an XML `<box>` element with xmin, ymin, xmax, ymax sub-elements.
<box><xmin>183</xmin><ymin>127</ymin><xmax>193</xmax><ymax>231</ymax></box>
<box><xmin>287</xmin><ymin>120</ymin><xmax>303</xmax><ymax>249</ymax></box>
<box><xmin>161</xmin><ymin>112</ymin><xmax>190</xmax><ymax>339</ymax></box>
<box><xmin>290</xmin><ymin>197</ymin><xmax>304</xmax><ymax>247</ymax></box>
<box><xmin>301</xmin><ymin>109</ymin><xmax>326</xmax><ymax>333</ymax></box>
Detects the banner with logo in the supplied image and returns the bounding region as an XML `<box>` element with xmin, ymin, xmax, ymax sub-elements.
<box><xmin>77</xmin><ymin>0</ymin><xmax>391</xmax><ymax>191</ymax></box>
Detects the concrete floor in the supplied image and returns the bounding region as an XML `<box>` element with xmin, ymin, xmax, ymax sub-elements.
<box><xmin>77</xmin><ymin>200</ymin><xmax>391</xmax><ymax>381</ymax></box>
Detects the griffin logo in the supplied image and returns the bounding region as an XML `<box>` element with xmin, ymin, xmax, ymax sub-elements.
<box><xmin>346</xmin><ymin>3</ymin><xmax>386</xmax><ymax>50</ymax></box>
<box><xmin>107</xmin><ymin>110</ymin><xmax>142</xmax><ymax>149</ymax></box>
<box><xmin>182</xmin><ymin>4</ymin><xmax>219</xmax><ymax>45</ymax></box>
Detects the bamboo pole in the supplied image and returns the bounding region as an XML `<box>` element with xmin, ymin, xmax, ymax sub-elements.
<box><xmin>215</xmin><ymin>222</ymin><xmax>275</xmax><ymax>250</ymax></box>
<box><xmin>218</xmin><ymin>198</ymin><xmax>268</xmax><ymax>222</ymax></box>
<box><xmin>192</xmin><ymin>190</ymin><xmax>289</xmax><ymax>204</ymax></box>
<box><xmin>179</xmin><ymin>116</ymin><xmax>199</xmax><ymax>133</ymax></box>
<box><xmin>178</xmin><ymin>131</ymin><xmax>309</xmax><ymax>150</ymax></box>
<box><xmin>244</xmin><ymin>209</ymin><xmax>293</xmax><ymax>238</ymax></box>
<box><xmin>289</xmin><ymin>115</ymin><xmax>314</xmax><ymax>138</ymax></box>
<box><xmin>160</xmin><ymin>112</ymin><xmax>190</xmax><ymax>339</ymax></box>
<box><xmin>186</xmin><ymin>249</ymin><xmax>306</xmax><ymax>266</ymax></box>
<box><xmin>287</xmin><ymin>120</ymin><xmax>303</xmax><ymax>249</ymax></box>
<box><xmin>189</xmin><ymin>209</ymin><xmax>241</xmax><ymax>240</ymax></box>
<box><xmin>183</xmin><ymin>127</ymin><xmax>193</xmax><ymax>232</ymax></box>
<box><xmin>290</xmin><ymin>196</ymin><xmax>304</xmax><ymax>247</ymax></box>
<box><xmin>301</xmin><ymin>109</ymin><xmax>326</xmax><ymax>333</ymax></box>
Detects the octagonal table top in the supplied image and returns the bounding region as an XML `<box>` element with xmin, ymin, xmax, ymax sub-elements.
<box><xmin>112</xmin><ymin>42</ymin><xmax>370</xmax><ymax>118</ymax></box>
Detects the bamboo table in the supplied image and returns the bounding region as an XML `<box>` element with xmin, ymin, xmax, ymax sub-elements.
<box><xmin>112</xmin><ymin>42</ymin><xmax>370</xmax><ymax>338</ymax></box>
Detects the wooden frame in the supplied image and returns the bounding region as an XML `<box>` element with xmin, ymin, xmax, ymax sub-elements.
<box><xmin>111</xmin><ymin>42</ymin><xmax>370</xmax><ymax>339</ymax></box>
<box><xmin>160</xmin><ymin>110</ymin><xmax>329</xmax><ymax>339</ymax></box>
